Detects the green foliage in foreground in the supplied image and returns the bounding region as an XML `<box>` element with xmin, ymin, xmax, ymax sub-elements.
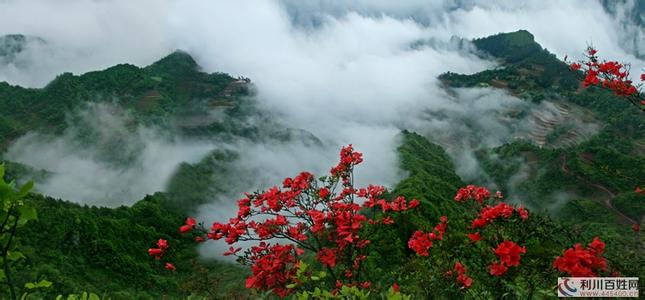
<box><xmin>8</xmin><ymin>192</ymin><xmax>248</xmax><ymax>299</ymax></box>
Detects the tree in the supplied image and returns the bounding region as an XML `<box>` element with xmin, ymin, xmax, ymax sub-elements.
<box><xmin>566</xmin><ymin>46</ymin><xmax>644</xmax><ymax>111</ymax></box>
<box><xmin>148</xmin><ymin>145</ymin><xmax>627</xmax><ymax>298</ymax></box>
<box><xmin>0</xmin><ymin>163</ymin><xmax>36</xmax><ymax>299</ymax></box>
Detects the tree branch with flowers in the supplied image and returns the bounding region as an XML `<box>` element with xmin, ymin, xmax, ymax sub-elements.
<box><xmin>148</xmin><ymin>144</ymin><xmax>625</xmax><ymax>298</ymax></box>
<box><xmin>566</xmin><ymin>46</ymin><xmax>644</xmax><ymax>111</ymax></box>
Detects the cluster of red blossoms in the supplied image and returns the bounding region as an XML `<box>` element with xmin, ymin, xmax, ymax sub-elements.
<box><xmin>454</xmin><ymin>185</ymin><xmax>491</xmax><ymax>204</ymax></box>
<box><xmin>148</xmin><ymin>239</ymin><xmax>175</xmax><ymax>271</ymax></box>
<box><xmin>568</xmin><ymin>47</ymin><xmax>644</xmax><ymax>108</ymax></box>
<box><xmin>471</xmin><ymin>203</ymin><xmax>528</xmax><ymax>229</ymax></box>
<box><xmin>489</xmin><ymin>241</ymin><xmax>526</xmax><ymax>276</ymax></box>
<box><xmin>445</xmin><ymin>262</ymin><xmax>473</xmax><ymax>289</ymax></box>
<box><xmin>553</xmin><ymin>237</ymin><xmax>607</xmax><ymax>277</ymax></box>
<box><xmin>407</xmin><ymin>216</ymin><xmax>447</xmax><ymax>256</ymax></box>
<box><xmin>167</xmin><ymin>145</ymin><xmax>421</xmax><ymax>297</ymax></box>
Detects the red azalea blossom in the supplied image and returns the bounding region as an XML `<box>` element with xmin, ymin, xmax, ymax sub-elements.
<box><xmin>489</xmin><ymin>240</ymin><xmax>525</xmax><ymax>277</ymax></box>
<box><xmin>224</xmin><ymin>246</ymin><xmax>242</xmax><ymax>256</ymax></box>
<box><xmin>494</xmin><ymin>241</ymin><xmax>526</xmax><ymax>267</ymax></box>
<box><xmin>489</xmin><ymin>262</ymin><xmax>508</xmax><ymax>276</ymax></box>
<box><xmin>467</xmin><ymin>232</ymin><xmax>482</xmax><ymax>243</ymax></box>
<box><xmin>408</xmin><ymin>217</ymin><xmax>447</xmax><ymax>256</ymax></box>
<box><xmin>408</xmin><ymin>230</ymin><xmax>433</xmax><ymax>256</ymax></box>
<box><xmin>316</xmin><ymin>248</ymin><xmax>337</xmax><ymax>267</ymax></box>
<box><xmin>517</xmin><ymin>206</ymin><xmax>529</xmax><ymax>220</ymax></box>
<box><xmin>148</xmin><ymin>239</ymin><xmax>169</xmax><ymax>259</ymax></box>
<box><xmin>450</xmin><ymin>262</ymin><xmax>473</xmax><ymax>289</ymax></box>
<box><xmin>165</xmin><ymin>262</ymin><xmax>176</xmax><ymax>271</ymax></box>
<box><xmin>360</xmin><ymin>281</ymin><xmax>371</xmax><ymax>289</ymax></box>
<box><xmin>471</xmin><ymin>202</ymin><xmax>520</xmax><ymax>229</ymax></box>
<box><xmin>632</xmin><ymin>224</ymin><xmax>640</xmax><ymax>233</ymax></box>
<box><xmin>570</xmin><ymin>47</ymin><xmax>643</xmax><ymax>107</ymax></box>
<box><xmin>392</xmin><ymin>283</ymin><xmax>400</xmax><ymax>293</ymax></box>
<box><xmin>180</xmin><ymin>217</ymin><xmax>197</xmax><ymax>233</ymax></box>
<box><xmin>553</xmin><ymin>237</ymin><xmax>607</xmax><ymax>277</ymax></box>
<box><xmin>318</xmin><ymin>187</ymin><xmax>330</xmax><ymax>199</ymax></box>
<box><xmin>148</xmin><ymin>248</ymin><xmax>163</xmax><ymax>259</ymax></box>
<box><xmin>454</xmin><ymin>185</ymin><xmax>490</xmax><ymax>204</ymax></box>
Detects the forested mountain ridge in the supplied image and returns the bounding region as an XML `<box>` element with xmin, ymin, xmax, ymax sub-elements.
<box><xmin>0</xmin><ymin>49</ymin><xmax>253</xmax><ymax>151</ymax></box>
<box><xmin>440</xmin><ymin>30</ymin><xmax>643</xmax><ymax>227</ymax></box>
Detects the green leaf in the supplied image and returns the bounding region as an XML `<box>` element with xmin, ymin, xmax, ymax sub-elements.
<box><xmin>88</xmin><ymin>293</ymin><xmax>100</xmax><ymax>300</ymax></box>
<box><xmin>25</xmin><ymin>279</ymin><xmax>52</xmax><ymax>289</ymax></box>
<box><xmin>18</xmin><ymin>205</ymin><xmax>37</xmax><ymax>222</ymax></box>
<box><xmin>18</xmin><ymin>181</ymin><xmax>33</xmax><ymax>198</ymax></box>
<box><xmin>7</xmin><ymin>250</ymin><xmax>25</xmax><ymax>261</ymax></box>
<box><xmin>286</xmin><ymin>283</ymin><xmax>297</xmax><ymax>289</ymax></box>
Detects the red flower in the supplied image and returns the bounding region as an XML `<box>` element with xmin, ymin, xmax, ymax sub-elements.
<box><xmin>467</xmin><ymin>232</ymin><xmax>482</xmax><ymax>243</ymax></box>
<box><xmin>360</xmin><ymin>281</ymin><xmax>371</xmax><ymax>289</ymax></box>
<box><xmin>517</xmin><ymin>206</ymin><xmax>529</xmax><ymax>220</ymax></box>
<box><xmin>316</xmin><ymin>248</ymin><xmax>337</xmax><ymax>267</ymax></box>
<box><xmin>392</xmin><ymin>283</ymin><xmax>400</xmax><ymax>293</ymax></box>
<box><xmin>180</xmin><ymin>217</ymin><xmax>197</xmax><ymax>233</ymax></box>
<box><xmin>318</xmin><ymin>187</ymin><xmax>330</xmax><ymax>199</ymax></box>
<box><xmin>165</xmin><ymin>262</ymin><xmax>176</xmax><ymax>271</ymax></box>
<box><xmin>148</xmin><ymin>248</ymin><xmax>163</xmax><ymax>258</ymax></box>
<box><xmin>632</xmin><ymin>224</ymin><xmax>640</xmax><ymax>233</ymax></box>
<box><xmin>489</xmin><ymin>262</ymin><xmax>508</xmax><ymax>276</ymax></box>
<box><xmin>553</xmin><ymin>237</ymin><xmax>607</xmax><ymax>277</ymax></box>
<box><xmin>449</xmin><ymin>262</ymin><xmax>473</xmax><ymax>289</ymax></box>
<box><xmin>471</xmin><ymin>203</ymin><xmax>517</xmax><ymax>229</ymax></box>
<box><xmin>381</xmin><ymin>216</ymin><xmax>395</xmax><ymax>225</ymax></box>
<box><xmin>409</xmin><ymin>199</ymin><xmax>420</xmax><ymax>208</ymax></box>
<box><xmin>570</xmin><ymin>62</ymin><xmax>581</xmax><ymax>70</ymax></box>
<box><xmin>494</xmin><ymin>240</ymin><xmax>526</xmax><ymax>267</ymax></box>
<box><xmin>408</xmin><ymin>230</ymin><xmax>433</xmax><ymax>256</ymax></box>
<box><xmin>640</xmin><ymin>73</ymin><xmax>645</xmax><ymax>81</ymax></box>
<box><xmin>224</xmin><ymin>246</ymin><xmax>242</xmax><ymax>256</ymax></box>
<box><xmin>454</xmin><ymin>185</ymin><xmax>490</xmax><ymax>204</ymax></box>
<box><xmin>636</xmin><ymin>187</ymin><xmax>644</xmax><ymax>195</ymax></box>
<box><xmin>157</xmin><ymin>239</ymin><xmax>168</xmax><ymax>250</ymax></box>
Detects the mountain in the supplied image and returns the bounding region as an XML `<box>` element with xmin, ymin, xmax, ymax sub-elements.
<box><xmin>436</xmin><ymin>32</ymin><xmax>644</xmax><ymax>266</ymax></box>
<box><xmin>0</xmin><ymin>30</ymin><xmax>642</xmax><ymax>298</ymax></box>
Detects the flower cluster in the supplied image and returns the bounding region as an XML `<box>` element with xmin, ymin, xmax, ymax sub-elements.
<box><xmin>148</xmin><ymin>238</ymin><xmax>168</xmax><ymax>260</ymax></box>
<box><xmin>164</xmin><ymin>145</ymin><xmax>420</xmax><ymax>297</ymax></box>
<box><xmin>454</xmin><ymin>185</ymin><xmax>491</xmax><ymax>204</ymax></box>
<box><xmin>244</xmin><ymin>243</ymin><xmax>301</xmax><ymax>297</ymax></box>
<box><xmin>445</xmin><ymin>262</ymin><xmax>473</xmax><ymax>289</ymax></box>
<box><xmin>489</xmin><ymin>241</ymin><xmax>526</xmax><ymax>276</ymax></box>
<box><xmin>179</xmin><ymin>217</ymin><xmax>196</xmax><ymax>233</ymax></box>
<box><xmin>471</xmin><ymin>203</ymin><xmax>528</xmax><ymax>229</ymax></box>
<box><xmin>568</xmin><ymin>47</ymin><xmax>644</xmax><ymax>108</ymax></box>
<box><xmin>553</xmin><ymin>237</ymin><xmax>607</xmax><ymax>277</ymax></box>
<box><xmin>407</xmin><ymin>216</ymin><xmax>447</xmax><ymax>256</ymax></box>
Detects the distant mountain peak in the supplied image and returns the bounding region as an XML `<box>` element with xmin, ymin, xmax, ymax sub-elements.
<box><xmin>472</xmin><ymin>29</ymin><xmax>543</xmax><ymax>64</ymax></box>
<box><xmin>146</xmin><ymin>50</ymin><xmax>199</xmax><ymax>76</ymax></box>
<box><xmin>0</xmin><ymin>34</ymin><xmax>46</xmax><ymax>58</ymax></box>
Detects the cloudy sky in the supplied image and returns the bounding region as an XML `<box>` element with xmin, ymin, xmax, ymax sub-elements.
<box><xmin>1</xmin><ymin>0</ymin><xmax>643</xmax><ymax>211</ymax></box>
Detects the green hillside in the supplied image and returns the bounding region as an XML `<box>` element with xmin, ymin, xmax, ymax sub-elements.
<box><xmin>440</xmin><ymin>30</ymin><xmax>644</xmax><ymax>228</ymax></box>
